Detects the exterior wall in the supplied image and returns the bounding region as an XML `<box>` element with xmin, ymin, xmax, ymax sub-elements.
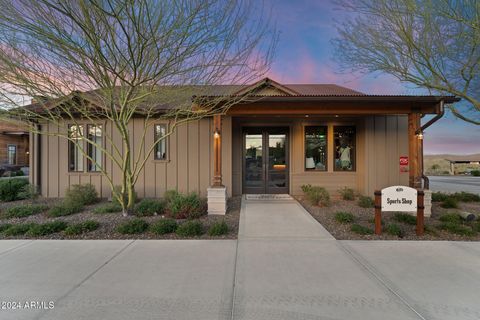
<box><xmin>231</xmin><ymin>115</ymin><xmax>409</xmax><ymax>197</ymax></box>
<box><xmin>0</xmin><ymin>134</ymin><xmax>29</xmax><ymax>166</ymax></box>
<box><xmin>33</xmin><ymin>117</ymin><xmax>233</xmax><ymax>199</ymax></box>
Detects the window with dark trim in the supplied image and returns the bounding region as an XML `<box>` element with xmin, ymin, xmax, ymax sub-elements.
<box><xmin>87</xmin><ymin>124</ymin><xmax>103</xmax><ymax>172</ymax></box>
<box><xmin>7</xmin><ymin>145</ymin><xmax>16</xmax><ymax>165</ymax></box>
<box><xmin>334</xmin><ymin>126</ymin><xmax>356</xmax><ymax>171</ymax></box>
<box><xmin>304</xmin><ymin>126</ymin><xmax>327</xmax><ymax>171</ymax></box>
<box><xmin>154</xmin><ymin>124</ymin><xmax>167</xmax><ymax>160</ymax></box>
<box><xmin>68</xmin><ymin>124</ymin><xmax>84</xmax><ymax>172</ymax></box>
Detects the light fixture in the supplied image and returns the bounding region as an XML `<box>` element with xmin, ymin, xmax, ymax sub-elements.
<box><xmin>335</xmin><ymin>115</ymin><xmax>339</xmax><ymax>118</ymax></box>
<box><xmin>305</xmin><ymin>115</ymin><xmax>309</xmax><ymax>118</ymax></box>
<box><xmin>214</xmin><ymin>130</ymin><xmax>220</xmax><ymax>138</ymax></box>
<box><xmin>416</xmin><ymin>131</ymin><xmax>424</xmax><ymax>139</ymax></box>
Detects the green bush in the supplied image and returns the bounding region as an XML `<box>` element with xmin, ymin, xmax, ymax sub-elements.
<box><xmin>150</xmin><ymin>219</ymin><xmax>177</xmax><ymax>235</ymax></box>
<box><xmin>439</xmin><ymin>222</ymin><xmax>476</xmax><ymax>236</ymax></box>
<box><xmin>2</xmin><ymin>204</ymin><xmax>48</xmax><ymax>219</ymax></box>
<box><xmin>135</xmin><ymin>199</ymin><xmax>165</xmax><ymax>216</ymax></box>
<box><xmin>432</xmin><ymin>192</ymin><xmax>450</xmax><ymax>202</ymax></box>
<box><xmin>65</xmin><ymin>184</ymin><xmax>98</xmax><ymax>206</ymax></box>
<box><xmin>208</xmin><ymin>221</ymin><xmax>229</xmax><ymax>236</ymax></box>
<box><xmin>358</xmin><ymin>196</ymin><xmax>374</xmax><ymax>208</ymax></box>
<box><xmin>93</xmin><ymin>202</ymin><xmax>123</xmax><ymax>214</ymax></box>
<box><xmin>441</xmin><ymin>198</ymin><xmax>459</xmax><ymax>209</ymax></box>
<box><xmin>393</xmin><ymin>213</ymin><xmax>417</xmax><ymax>225</ymax></box>
<box><xmin>439</xmin><ymin>213</ymin><xmax>462</xmax><ymax>224</ymax></box>
<box><xmin>48</xmin><ymin>201</ymin><xmax>83</xmax><ymax>217</ymax></box>
<box><xmin>301</xmin><ymin>184</ymin><xmax>331</xmax><ymax>206</ymax></box>
<box><xmin>3</xmin><ymin>223</ymin><xmax>37</xmax><ymax>236</ymax></box>
<box><xmin>350</xmin><ymin>224</ymin><xmax>373</xmax><ymax>235</ymax></box>
<box><xmin>472</xmin><ymin>222</ymin><xmax>480</xmax><ymax>233</ymax></box>
<box><xmin>0</xmin><ymin>223</ymin><xmax>13</xmax><ymax>233</ymax></box>
<box><xmin>338</xmin><ymin>187</ymin><xmax>355</xmax><ymax>201</ymax></box>
<box><xmin>0</xmin><ymin>178</ymin><xmax>30</xmax><ymax>202</ymax></box>
<box><xmin>334</xmin><ymin>211</ymin><xmax>355</xmax><ymax>224</ymax></box>
<box><xmin>26</xmin><ymin>221</ymin><xmax>68</xmax><ymax>236</ymax></box>
<box><xmin>452</xmin><ymin>192</ymin><xmax>480</xmax><ymax>202</ymax></box>
<box><xmin>116</xmin><ymin>219</ymin><xmax>149</xmax><ymax>234</ymax></box>
<box><xmin>64</xmin><ymin>220</ymin><xmax>99</xmax><ymax>235</ymax></box>
<box><xmin>385</xmin><ymin>224</ymin><xmax>404</xmax><ymax>237</ymax></box>
<box><xmin>164</xmin><ymin>190</ymin><xmax>180</xmax><ymax>203</ymax></box>
<box><xmin>17</xmin><ymin>184</ymin><xmax>40</xmax><ymax>201</ymax></box>
<box><xmin>167</xmin><ymin>192</ymin><xmax>206</xmax><ymax>219</ymax></box>
<box><xmin>176</xmin><ymin>221</ymin><xmax>204</xmax><ymax>237</ymax></box>
<box><xmin>471</xmin><ymin>170</ymin><xmax>480</xmax><ymax>177</ymax></box>
<box><xmin>112</xmin><ymin>185</ymin><xmax>138</xmax><ymax>206</ymax></box>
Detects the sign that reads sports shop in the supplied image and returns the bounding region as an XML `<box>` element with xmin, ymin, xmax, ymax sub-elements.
<box><xmin>381</xmin><ymin>186</ymin><xmax>417</xmax><ymax>212</ymax></box>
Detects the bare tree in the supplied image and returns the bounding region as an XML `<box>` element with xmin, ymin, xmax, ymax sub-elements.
<box><xmin>333</xmin><ymin>0</ymin><xmax>480</xmax><ymax>124</ymax></box>
<box><xmin>0</xmin><ymin>0</ymin><xmax>276</xmax><ymax>214</ymax></box>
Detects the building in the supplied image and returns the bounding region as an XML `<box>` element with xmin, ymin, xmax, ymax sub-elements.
<box><xmin>0</xmin><ymin>121</ymin><xmax>29</xmax><ymax>168</ymax></box>
<box><xmin>28</xmin><ymin>78</ymin><xmax>459</xmax><ymax>213</ymax></box>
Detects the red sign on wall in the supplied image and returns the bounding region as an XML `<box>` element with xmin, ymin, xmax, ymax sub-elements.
<box><xmin>399</xmin><ymin>156</ymin><xmax>409</xmax><ymax>166</ymax></box>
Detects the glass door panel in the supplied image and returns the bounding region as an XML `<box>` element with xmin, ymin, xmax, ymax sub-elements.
<box><xmin>244</xmin><ymin>133</ymin><xmax>264</xmax><ymax>193</ymax></box>
<box><xmin>267</xmin><ymin>133</ymin><xmax>288</xmax><ymax>193</ymax></box>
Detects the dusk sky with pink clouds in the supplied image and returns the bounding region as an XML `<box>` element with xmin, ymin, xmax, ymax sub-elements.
<box><xmin>264</xmin><ymin>0</ymin><xmax>480</xmax><ymax>155</ymax></box>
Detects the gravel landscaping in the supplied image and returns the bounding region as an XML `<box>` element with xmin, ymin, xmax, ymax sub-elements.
<box><xmin>296</xmin><ymin>191</ymin><xmax>480</xmax><ymax>241</ymax></box>
<box><xmin>0</xmin><ymin>196</ymin><xmax>240</xmax><ymax>240</ymax></box>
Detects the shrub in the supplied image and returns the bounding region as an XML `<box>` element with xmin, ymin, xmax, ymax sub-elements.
<box><xmin>472</xmin><ymin>222</ymin><xmax>480</xmax><ymax>233</ymax></box>
<box><xmin>17</xmin><ymin>184</ymin><xmax>40</xmax><ymax>201</ymax></box>
<box><xmin>439</xmin><ymin>222</ymin><xmax>476</xmax><ymax>236</ymax></box>
<box><xmin>441</xmin><ymin>198</ymin><xmax>459</xmax><ymax>209</ymax></box>
<box><xmin>65</xmin><ymin>184</ymin><xmax>98</xmax><ymax>206</ymax></box>
<box><xmin>439</xmin><ymin>213</ymin><xmax>462</xmax><ymax>224</ymax></box>
<box><xmin>116</xmin><ymin>219</ymin><xmax>149</xmax><ymax>234</ymax></box>
<box><xmin>167</xmin><ymin>192</ymin><xmax>206</xmax><ymax>219</ymax></box>
<box><xmin>208</xmin><ymin>221</ymin><xmax>229</xmax><ymax>236</ymax></box>
<box><xmin>471</xmin><ymin>170</ymin><xmax>480</xmax><ymax>177</ymax></box>
<box><xmin>64</xmin><ymin>220</ymin><xmax>99</xmax><ymax>235</ymax></box>
<box><xmin>2</xmin><ymin>204</ymin><xmax>48</xmax><ymax>219</ymax></box>
<box><xmin>164</xmin><ymin>190</ymin><xmax>180</xmax><ymax>203</ymax></box>
<box><xmin>432</xmin><ymin>192</ymin><xmax>449</xmax><ymax>202</ymax></box>
<box><xmin>385</xmin><ymin>224</ymin><xmax>404</xmax><ymax>237</ymax></box>
<box><xmin>358</xmin><ymin>196</ymin><xmax>374</xmax><ymax>208</ymax></box>
<box><xmin>3</xmin><ymin>223</ymin><xmax>37</xmax><ymax>236</ymax></box>
<box><xmin>48</xmin><ymin>201</ymin><xmax>83</xmax><ymax>217</ymax></box>
<box><xmin>135</xmin><ymin>199</ymin><xmax>165</xmax><ymax>216</ymax></box>
<box><xmin>334</xmin><ymin>211</ymin><xmax>355</xmax><ymax>224</ymax></box>
<box><xmin>112</xmin><ymin>185</ymin><xmax>138</xmax><ymax>206</ymax></box>
<box><xmin>0</xmin><ymin>178</ymin><xmax>29</xmax><ymax>202</ymax></box>
<box><xmin>93</xmin><ymin>202</ymin><xmax>123</xmax><ymax>214</ymax></box>
<box><xmin>350</xmin><ymin>224</ymin><xmax>373</xmax><ymax>235</ymax></box>
<box><xmin>393</xmin><ymin>213</ymin><xmax>416</xmax><ymax>225</ymax></box>
<box><xmin>150</xmin><ymin>219</ymin><xmax>177</xmax><ymax>235</ymax></box>
<box><xmin>338</xmin><ymin>187</ymin><xmax>355</xmax><ymax>201</ymax></box>
<box><xmin>0</xmin><ymin>223</ymin><xmax>13</xmax><ymax>233</ymax></box>
<box><xmin>424</xmin><ymin>225</ymin><xmax>438</xmax><ymax>236</ymax></box>
<box><xmin>26</xmin><ymin>221</ymin><xmax>68</xmax><ymax>236</ymax></box>
<box><xmin>301</xmin><ymin>184</ymin><xmax>331</xmax><ymax>206</ymax></box>
<box><xmin>452</xmin><ymin>192</ymin><xmax>480</xmax><ymax>202</ymax></box>
<box><xmin>176</xmin><ymin>221</ymin><xmax>204</xmax><ymax>237</ymax></box>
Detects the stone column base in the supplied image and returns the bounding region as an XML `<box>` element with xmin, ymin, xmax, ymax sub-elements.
<box><xmin>424</xmin><ymin>189</ymin><xmax>432</xmax><ymax>218</ymax></box>
<box><xmin>207</xmin><ymin>186</ymin><xmax>227</xmax><ymax>215</ymax></box>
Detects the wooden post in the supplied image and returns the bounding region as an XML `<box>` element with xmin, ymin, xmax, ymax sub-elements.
<box><xmin>212</xmin><ymin>114</ymin><xmax>222</xmax><ymax>187</ymax></box>
<box><xmin>374</xmin><ymin>190</ymin><xmax>382</xmax><ymax>235</ymax></box>
<box><xmin>417</xmin><ymin>190</ymin><xmax>425</xmax><ymax>236</ymax></box>
<box><xmin>408</xmin><ymin>113</ymin><xmax>422</xmax><ymax>189</ymax></box>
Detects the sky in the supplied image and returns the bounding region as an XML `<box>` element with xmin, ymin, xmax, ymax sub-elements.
<box><xmin>264</xmin><ymin>0</ymin><xmax>480</xmax><ymax>155</ymax></box>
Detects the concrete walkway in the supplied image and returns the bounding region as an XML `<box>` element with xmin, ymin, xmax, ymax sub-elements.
<box><xmin>0</xmin><ymin>197</ymin><xmax>479</xmax><ymax>319</ymax></box>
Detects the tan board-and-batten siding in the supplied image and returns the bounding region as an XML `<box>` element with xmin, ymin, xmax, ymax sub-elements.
<box><xmin>31</xmin><ymin>117</ymin><xmax>233</xmax><ymax>199</ymax></box>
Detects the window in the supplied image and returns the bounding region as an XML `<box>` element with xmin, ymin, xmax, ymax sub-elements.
<box><xmin>154</xmin><ymin>124</ymin><xmax>167</xmax><ymax>160</ymax></box>
<box><xmin>334</xmin><ymin>126</ymin><xmax>356</xmax><ymax>171</ymax></box>
<box><xmin>7</xmin><ymin>145</ymin><xmax>16</xmax><ymax>165</ymax></box>
<box><xmin>305</xmin><ymin>126</ymin><xmax>327</xmax><ymax>171</ymax></box>
<box><xmin>87</xmin><ymin>125</ymin><xmax>103</xmax><ymax>172</ymax></box>
<box><xmin>68</xmin><ymin>125</ymin><xmax>84</xmax><ymax>172</ymax></box>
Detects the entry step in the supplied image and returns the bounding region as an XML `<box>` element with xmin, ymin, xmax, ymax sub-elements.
<box><xmin>245</xmin><ymin>194</ymin><xmax>293</xmax><ymax>201</ymax></box>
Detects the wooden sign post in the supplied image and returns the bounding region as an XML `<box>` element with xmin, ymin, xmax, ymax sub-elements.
<box><xmin>374</xmin><ymin>186</ymin><xmax>425</xmax><ymax>236</ymax></box>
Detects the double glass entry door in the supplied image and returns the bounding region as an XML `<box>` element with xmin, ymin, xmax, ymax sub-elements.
<box><xmin>243</xmin><ymin>127</ymin><xmax>289</xmax><ymax>194</ymax></box>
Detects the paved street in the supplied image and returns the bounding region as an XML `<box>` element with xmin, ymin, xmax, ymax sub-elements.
<box><xmin>428</xmin><ymin>175</ymin><xmax>480</xmax><ymax>194</ymax></box>
<box><xmin>0</xmin><ymin>198</ymin><xmax>479</xmax><ymax>320</ymax></box>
